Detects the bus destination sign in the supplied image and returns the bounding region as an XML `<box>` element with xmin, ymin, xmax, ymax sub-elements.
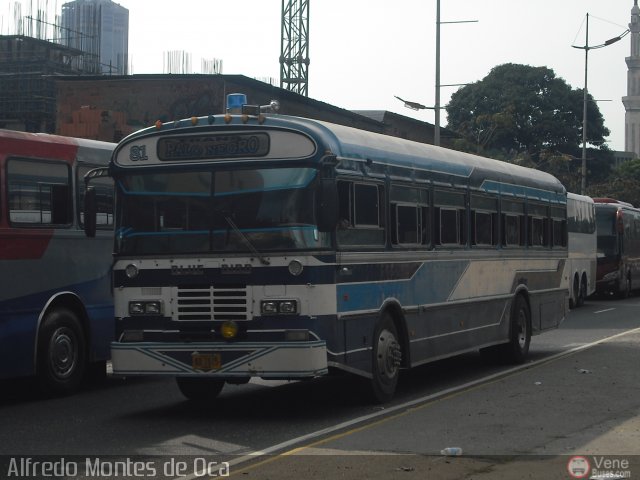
<box><xmin>157</xmin><ymin>133</ymin><xmax>270</xmax><ymax>161</ymax></box>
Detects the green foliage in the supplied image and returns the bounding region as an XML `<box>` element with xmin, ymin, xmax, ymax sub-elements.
<box><xmin>589</xmin><ymin>158</ymin><xmax>640</xmax><ymax>206</ymax></box>
<box><xmin>446</xmin><ymin>63</ymin><xmax>610</xmax><ymax>163</ymax></box>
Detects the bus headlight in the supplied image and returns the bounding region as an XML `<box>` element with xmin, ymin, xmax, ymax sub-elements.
<box><xmin>288</xmin><ymin>259</ymin><xmax>304</xmax><ymax>276</ymax></box>
<box><xmin>279</xmin><ymin>301</ymin><xmax>297</xmax><ymax>314</ymax></box>
<box><xmin>129</xmin><ymin>300</ymin><xmax>163</xmax><ymax>316</ymax></box>
<box><xmin>125</xmin><ymin>264</ymin><xmax>139</xmax><ymax>279</ymax></box>
<box><xmin>260</xmin><ymin>300</ymin><xmax>299</xmax><ymax>315</ymax></box>
<box><xmin>261</xmin><ymin>301</ymin><xmax>278</xmax><ymax>314</ymax></box>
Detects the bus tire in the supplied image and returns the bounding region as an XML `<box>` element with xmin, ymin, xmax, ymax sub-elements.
<box><xmin>570</xmin><ymin>276</ymin><xmax>579</xmax><ymax>309</ymax></box>
<box><xmin>370</xmin><ymin>313</ymin><xmax>402</xmax><ymax>403</ymax></box>
<box><xmin>503</xmin><ymin>295</ymin><xmax>531</xmax><ymax>364</ymax></box>
<box><xmin>176</xmin><ymin>377</ymin><xmax>225</xmax><ymax>402</ymax></box>
<box><xmin>37</xmin><ymin>308</ymin><xmax>86</xmax><ymax>395</ymax></box>
<box><xmin>617</xmin><ymin>275</ymin><xmax>631</xmax><ymax>299</ymax></box>
<box><xmin>577</xmin><ymin>276</ymin><xmax>587</xmax><ymax>307</ymax></box>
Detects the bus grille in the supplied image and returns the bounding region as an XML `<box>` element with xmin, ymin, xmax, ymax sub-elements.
<box><xmin>174</xmin><ymin>285</ymin><xmax>250</xmax><ymax>321</ymax></box>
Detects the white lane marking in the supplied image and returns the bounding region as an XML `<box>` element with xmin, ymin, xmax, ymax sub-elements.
<box><xmin>174</xmin><ymin>325</ymin><xmax>640</xmax><ymax>480</ymax></box>
<box><xmin>594</xmin><ymin>308</ymin><xmax>615</xmax><ymax>314</ymax></box>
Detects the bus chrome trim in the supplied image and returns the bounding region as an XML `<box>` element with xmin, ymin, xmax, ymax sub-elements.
<box><xmin>110</xmin><ymin>340</ymin><xmax>328</xmax><ymax>377</ymax></box>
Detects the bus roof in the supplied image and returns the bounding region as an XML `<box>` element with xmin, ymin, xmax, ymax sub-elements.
<box><xmin>118</xmin><ymin>114</ymin><xmax>567</xmax><ymax>203</ymax></box>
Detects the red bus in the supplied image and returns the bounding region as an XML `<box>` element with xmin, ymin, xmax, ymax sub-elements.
<box><xmin>0</xmin><ymin>130</ymin><xmax>115</xmax><ymax>394</ymax></box>
<box><xmin>593</xmin><ymin>198</ymin><xmax>640</xmax><ymax>298</ymax></box>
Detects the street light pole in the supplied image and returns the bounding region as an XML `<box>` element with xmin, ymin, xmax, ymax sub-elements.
<box><xmin>580</xmin><ymin>14</ymin><xmax>589</xmax><ymax>195</ymax></box>
<box><xmin>572</xmin><ymin>15</ymin><xmax>629</xmax><ymax>194</ymax></box>
<box><xmin>435</xmin><ymin>0</ymin><xmax>441</xmax><ymax>146</ymax></box>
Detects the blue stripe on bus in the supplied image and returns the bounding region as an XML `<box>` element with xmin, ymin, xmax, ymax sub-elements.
<box><xmin>479</xmin><ymin>180</ymin><xmax>567</xmax><ymax>203</ymax></box>
<box><xmin>336</xmin><ymin>260</ymin><xmax>469</xmax><ymax>312</ymax></box>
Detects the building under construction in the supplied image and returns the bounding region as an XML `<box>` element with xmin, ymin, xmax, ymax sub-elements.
<box><xmin>0</xmin><ymin>0</ymin><xmax>128</xmax><ymax>132</ymax></box>
<box><xmin>0</xmin><ymin>34</ymin><xmax>92</xmax><ymax>132</ymax></box>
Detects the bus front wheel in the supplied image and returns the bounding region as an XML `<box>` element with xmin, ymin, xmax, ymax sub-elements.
<box><xmin>37</xmin><ymin>308</ymin><xmax>87</xmax><ymax>395</ymax></box>
<box><xmin>176</xmin><ymin>377</ymin><xmax>225</xmax><ymax>402</ymax></box>
<box><xmin>370</xmin><ymin>314</ymin><xmax>402</xmax><ymax>403</ymax></box>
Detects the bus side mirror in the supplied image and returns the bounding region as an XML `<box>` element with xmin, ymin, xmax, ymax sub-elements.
<box><xmin>84</xmin><ymin>187</ymin><xmax>97</xmax><ymax>238</ymax></box>
<box><xmin>317</xmin><ymin>178</ymin><xmax>338</xmax><ymax>232</ymax></box>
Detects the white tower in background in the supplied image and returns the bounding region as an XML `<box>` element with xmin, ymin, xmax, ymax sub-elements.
<box><xmin>623</xmin><ymin>0</ymin><xmax>640</xmax><ymax>155</ymax></box>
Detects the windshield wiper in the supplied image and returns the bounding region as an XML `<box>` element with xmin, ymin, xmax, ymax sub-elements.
<box><xmin>222</xmin><ymin>214</ymin><xmax>270</xmax><ymax>266</ymax></box>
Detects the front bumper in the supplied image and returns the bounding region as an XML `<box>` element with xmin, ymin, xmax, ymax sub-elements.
<box><xmin>111</xmin><ymin>340</ymin><xmax>328</xmax><ymax>378</ymax></box>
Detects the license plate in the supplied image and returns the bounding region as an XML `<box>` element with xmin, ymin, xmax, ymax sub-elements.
<box><xmin>191</xmin><ymin>353</ymin><xmax>221</xmax><ymax>371</ymax></box>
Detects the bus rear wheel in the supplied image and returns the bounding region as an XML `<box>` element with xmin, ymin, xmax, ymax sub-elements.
<box><xmin>370</xmin><ymin>314</ymin><xmax>402</xmax><ymax>403</ymax></box>
<box><xmin>617</xmin><ymin>275</ymin><xmax>631</xmax><ymax>299</ymax></box>
<box><xmin>37</xmin><ymin>308</ymin><xmax>86</xmax><ymax>395</ymax></box>
<box><xmin>503</xmin><ymin>295</ymin><xmax>531</xmax><ymax>364</ymax></box>
<box><xmin>570</xmin><ymin>276</ymin><xmax>580</xmax><ymax>309</ymax></box>
<box><xmin>176</xmin><ymin>377</ymin><xmax>225</xmax><ymax>402</ymax></box>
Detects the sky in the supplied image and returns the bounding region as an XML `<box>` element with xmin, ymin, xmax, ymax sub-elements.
<box><xmin>1</xmin><ymin>0</ymin><xmax>636</xmax><ymax>152</ymax></box>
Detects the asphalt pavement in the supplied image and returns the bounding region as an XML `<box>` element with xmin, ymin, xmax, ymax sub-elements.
<box><xmin>235</xmin><ymin>328</ymin><xmax>640</xmax><ymax>479</ymax></box>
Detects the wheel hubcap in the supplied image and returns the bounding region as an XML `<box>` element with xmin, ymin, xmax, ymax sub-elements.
<box><xmin>49</xmin><ymin>327</ymin><xmax>77</xmax><ymax>379</ymax></box>
<box><xmin>377</xmin><ymin>329</ymin><xmax>401</xmax><ymax>380</ymax></box>
<box><xmin>516</xmin><ymin>311</ymin><xmax>528</xmax><ymax>350</ymax></box>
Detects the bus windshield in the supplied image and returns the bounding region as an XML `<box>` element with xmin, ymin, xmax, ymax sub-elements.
<box><xmin>114</xmin><ymin>167</ymin><xmax>331</xmax><ymax>255</ymax></box>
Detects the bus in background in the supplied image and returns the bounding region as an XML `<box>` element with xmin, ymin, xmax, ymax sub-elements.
<box><xmin>0</xmin><ymin>130</ymin><xmax>115</xmax><ymax>395</ymax></box>
<box><xmin>593</xmin><ymin>198</ymin><xmax>640</xmax><ymax>298</ymax></box>
<box><xmin>85</xmin><ymin>102</ymin><xmax>568</xmax><ymax>403</ymax></box>
<box><xmin>566</xmin><ymin>193</ymin><xmax>597</xmax><ymax>308</ymax></box>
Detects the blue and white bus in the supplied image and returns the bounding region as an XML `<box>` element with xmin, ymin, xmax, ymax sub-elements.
<box><xmin>1</xmin><ymin>130</ymin><xmax>115</xmax><ymax>394</ymax></box>
<box><xmin>85</xmin><ymin>105</ymin><xmax>568</xmax><ymax>402</ymax></box>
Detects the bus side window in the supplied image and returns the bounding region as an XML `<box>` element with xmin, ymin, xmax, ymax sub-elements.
<box><xmin>434</xmin><ymin>190</ymin><xmax>466</xmax><ymax>247</ymax></box>
<box><xmin>527</xmin><ymin>203</ymin><xmax>549</xmax><ymax>247</ymax></box>
<box><xmin>8</xmin><ymin>158</ymin><xmax>71</xmax><ymax>226</ymax></box>
<box><xmin>389</xmin><ymin>185</ymin><xmax>429</xmax><ymax>247</ymax></box>
<box><xmin>471</xmin><ymin>195</ymin><xmax>498</xmax><ymax>247</ymax></box>
<box><xmin>500</xmin><ymin>199</ymin><xmax>525</xmax><ymax>248</ymax></box>
<box><xmin>551</xmin><ymin>206</ymin><xmax>567</xmax><ymax>247</ymax></box>
<box><xmin>337</xmin><ymin>180</ymin><xmax>385</xmax><ymax>246</ymax></box>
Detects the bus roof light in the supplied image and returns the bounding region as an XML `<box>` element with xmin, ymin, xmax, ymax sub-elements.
<box><xmin>226</xmin><ymin>93</ymin><xmax>247</xmax><ymax>113</ymax></box>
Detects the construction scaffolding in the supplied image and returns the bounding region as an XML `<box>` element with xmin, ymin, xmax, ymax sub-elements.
<box><xmin>0</xmin><ymin>1</ymin><xmax>100</xmax><ymax>132</ymax></box>
<box><xmin>280</xmin><ymin>0</ymin><xmax>310</xmax><ymax>96</ymax></box>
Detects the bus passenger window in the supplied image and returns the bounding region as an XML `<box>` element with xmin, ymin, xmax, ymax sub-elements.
<box><xmin>504</xmin><ymin>215</ymin><xmax>520</xmax><ymax>246</ymax></box>
<box><xmin>394</xmin><ymin>204</ymin><xmax>420</xmax><ymax>244</ymax></box>
<box><xmin>439</xmin><ymin>208</ymin><xmax>459</xmax><ymax>244</ymax></box>
<box><xmin>530</xmin><ymin>217</ymin><xmax>545</xmax><ymax>246</ymax></box>
<box><xmin>337</xmin><ymin>181</ymin><xmax>385</xmax><ymax>246</ymax></box>
<box><xmin>552</xmin><ymin>219</ymin><xmax>566</xmax><ymax>247</ymax></box>
<box><xmin>8</xmin><ymin>158</ymin><xmax>71</xmax><ymax>226</ymax></box>
<box><xmin>354</xmin><ymin>183</ymin><xmax>380</xmax><ymax>227</ymax></box>
<box><xmin>474</xmin><ymin>211</ymin><xmax>493</xmax><ymax>246</ymax></box>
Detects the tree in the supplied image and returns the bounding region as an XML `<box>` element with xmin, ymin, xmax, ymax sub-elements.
<box><xmin>590</xmin><ymin>159</ymin><xmax>640</xmax><ymax>207</ymax></box>
<box><xmin>446</xmin><ymin>63</ymin><xmax>610</xmax><ymax>165</ymax></box>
